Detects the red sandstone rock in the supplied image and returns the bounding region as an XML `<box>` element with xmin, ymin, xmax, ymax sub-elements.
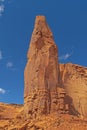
<box><xmin>24</xmin><ymin>16</ymin><xmax>62</xmax><ymax>118</ymax></box>
<box><xmin>60</xmin><ymin>63</ymin><xmax>87</xmax><ymax>117</ymax></box>
<box><xmin>0</xmin><ymin>16</ymin><xmax>87</xmax><ymax>130</ymax></box>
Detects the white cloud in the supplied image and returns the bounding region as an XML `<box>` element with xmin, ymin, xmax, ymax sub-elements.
<box><xmin>0</xmin><ymin>4</ymin><xmax>4</xmax><ymax>16</ymax></box>
<box><xmin>0</xmin><ymin>0</ymin><xmax>13</xmax><ymax>17</ymax></box>
<box><xmin>0</xmin><ymin>88</ymin><xmax>6</xmax><ymax>94</ymax></box>
<box><xmin>0</xmin><ymin>50</ymin><xmax>3</xmax><ymax>60</ymax></box>
<box><xmin>59</xmin><ymin>53</ymin><xmax>72</xmax><ymax>61</ymax></box>
<box><xmin>0</xmin><ymin>0</ymin><xmax>5</xmax><ymax>16</ymax></box>
<box><xmin>0</xmin><ymin>0</ymin><xmax>5</xmax><ymax>2</ymax></box>
<box><xmin>6</xmin><ymin>62</ymin><xmax>13</xmax><ymax>68</ymax></box>
<box><xmin>0</xmin><ymin>5</ymin><xmax>5</xmax><ymax>16</ymax></box>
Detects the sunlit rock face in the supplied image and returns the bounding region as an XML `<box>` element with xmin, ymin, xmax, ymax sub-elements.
<box><xmin>24</xmin><ymin>16</ymin><xmax>87</xmax><ymax>119</ymax></box>
<box><xmin>24</xmin><ymin>16</ymin><xmax>63</xmax><ymax>118</ymax></box>
<box><xmin>60</xmin><ymin>63</ymin><xmax>87</xmax><ymax>117</ymax></box>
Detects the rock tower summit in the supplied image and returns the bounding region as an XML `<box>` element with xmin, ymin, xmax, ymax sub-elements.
<box><xmin>24</xmin><ymin>16</ymin><xmax>63</xmax><ymax>118</ymax></box>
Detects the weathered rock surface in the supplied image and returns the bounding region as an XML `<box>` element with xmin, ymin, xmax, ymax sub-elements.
<box><xmin>0</xmin><ymin>103</ymin><xmax>24</xmax><ymax>130</ymax></box>
<box><xmin>0</xmin><ymin>103</ymin><xmax>23</xmax><ymax>120</ymax></box>
<box><xmin>24</xmin><ymin>16</ymin><xmax>63</xmax><ymax>118</ymax></box>
<box><xmin>60</xmin><ymin>63</ymin><xmax>87</xmax><ymax>117</ymax></box>
<box><xmin>0</xmin><ymin>102</ymin><xmax>87</xmax><ymax>130</ymax></box>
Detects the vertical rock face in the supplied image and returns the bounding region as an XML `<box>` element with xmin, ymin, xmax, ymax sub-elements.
<box><xmin>60</xmin><ymin>63</ymin><xmax>87</xmax><ymax>117</ymax></box>
<box><xmin>24</xmin><ymin>16</ymin><xmax>61</xmax><ymax>118</ymax></box>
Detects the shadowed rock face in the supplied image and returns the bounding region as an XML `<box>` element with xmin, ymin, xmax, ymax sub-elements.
<box><xmin>24</xmin><ymin>16</ymin><xmax>61</xmax><ymax>118</ymax></box>
<box><xmin>60</xmin><ymin>63</ymin><xmax>87</xmax><ymax>117</ymax></box>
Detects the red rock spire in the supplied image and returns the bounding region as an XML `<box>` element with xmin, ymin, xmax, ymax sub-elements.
<box><xmin>24</xmin><ymin>16</ymin><xmax>61</xmax><ymax>118</ymax></box>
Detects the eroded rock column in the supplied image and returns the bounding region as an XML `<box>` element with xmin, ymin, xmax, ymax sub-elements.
<box><xmin>24</xmin><ymin>16</ymin><xmax>60</xmax><ymax>118</ymax></box>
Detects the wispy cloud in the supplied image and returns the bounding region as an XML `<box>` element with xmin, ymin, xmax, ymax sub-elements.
<box><xmin>0</xmin><ymin>50</ymin><xmax>3</xmax><ymax>60</ymax></box>
<box><xmin>0</xmin><ymin>0</ymin><xmax>13</xmax><ymax>17</ymax></box>
<box><xmin>0</xmin><ymin>4</ymin><xmax>4</xmax><ymax>16</ymax></box>
<box><xmin>0</xmin><ymin>50</ymin><xmax>16</xmax><ymax>70</ymax></box>
<box><xmin>59</xmin><ymin>52</ymin><xmax>73</xmax><ymax>61</ymax></box>
<box><xmin>0</xmin><ymin>88</ymin><xmax>6</xmax><ymax>94</ymax></box>
<box><xmin>0</xmin><ymin>0</ymin><xmax>5</xmax><ymax>16</ymax></box>
<box><xmin>6</xmin><ymin>62</ymin><xmax>13</xmax><ymax>68</ymax></box>
<box><xmin>0</xmin><ymin>0</ymin><xmax>5</xmax><ymax>2</ymax></box>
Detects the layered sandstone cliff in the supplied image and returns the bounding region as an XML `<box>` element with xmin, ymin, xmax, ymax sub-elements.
<box><xmin>60</xmin><ymin>63</ymin><xmax>87</xmax><ymax>117</ymax></box>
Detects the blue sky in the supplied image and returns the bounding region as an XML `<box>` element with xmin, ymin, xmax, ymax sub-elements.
<box><xmin>0</xmin><ymin>0</ymin><xmax>87</xmax><ymax>104</ymax></box>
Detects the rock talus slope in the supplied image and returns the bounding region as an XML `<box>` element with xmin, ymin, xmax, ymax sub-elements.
<box><xmin>24</xmin><ymin>16</ymin><xmax>64</xmax><ymax>118</ymax></box>
<box><xmin>0</xmin><ymin>103</ymin><xmax>87</xmax><ymax>130</ymax></box>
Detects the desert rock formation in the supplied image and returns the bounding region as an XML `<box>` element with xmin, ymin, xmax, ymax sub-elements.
<box><xmin>60</xmin><ymin>63</ymin><xmax>87</xmax><ymax>117</ymax></box>
<box><xmin>24</xmin><ymin>16</ymin><xmax>67</xmax><ymax>118</ymax></box>
<box><xmin>0</xmin><ymin>15</ymin><xmax>87</xmax><ymax>130</ymax></box>
<box><xmin>0</xmin><ymin>103</ymin><xmax>87</xmax><ymax>130</ymax></box>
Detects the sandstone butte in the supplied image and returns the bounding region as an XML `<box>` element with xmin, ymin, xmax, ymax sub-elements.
<box><xmin>0</xmin><ymin>16</ymin><xmax>87</xmax><ymax>130</ymax></box>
